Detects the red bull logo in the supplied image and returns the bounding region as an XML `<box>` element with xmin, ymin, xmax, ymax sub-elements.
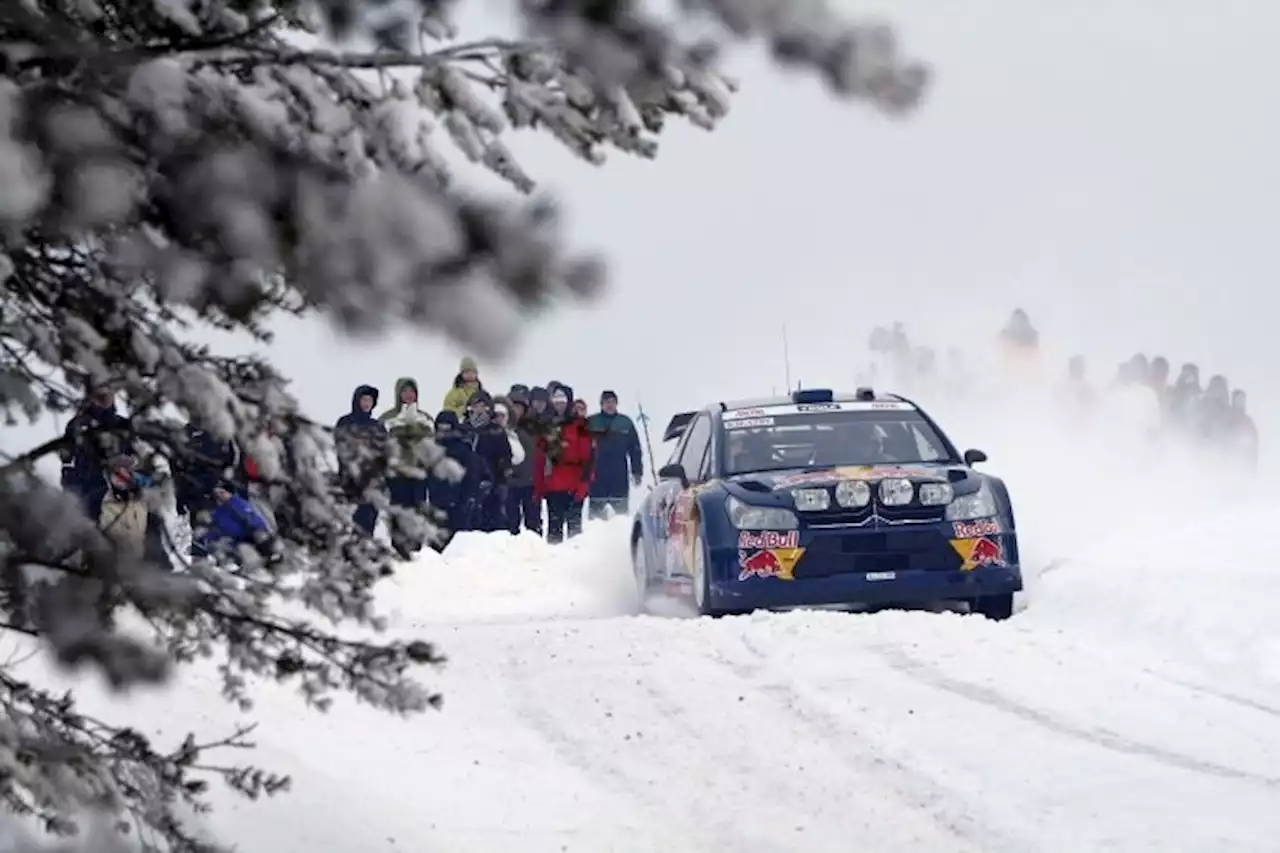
<box><xmin>952</xmin><ymin>518</ymin><xmax>1001</xmax><ymax>538</ymax></box>
<box><xmin>738</xmin><ymin>530</ymin><xmax>799</xmax><ymax>549</ymax></box>
<box><xmin>737</xmin><ymin>544</ymin><xmax>805</xmax><ymax>581</ymax></box>
<box><xmin>950</xmin><ymin>536</ymin><xmax>1006</xmax><ymax>571</ymax></box>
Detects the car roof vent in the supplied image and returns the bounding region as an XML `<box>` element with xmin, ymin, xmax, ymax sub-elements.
<box><xmin>854</xmin><ymin>386</ymin><xmax>875</xmax><ymax>401</ymax></box>
<box><xmin>791</xmin><ymin>388</ymin><xmax>834</xmax><ymax>404</ymax></box>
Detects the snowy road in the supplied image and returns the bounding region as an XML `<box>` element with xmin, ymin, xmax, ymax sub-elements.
<box><xmin>14</xmin><ymin>503</ymin><xmax>1280</xmax><ymax>852</ymax></box>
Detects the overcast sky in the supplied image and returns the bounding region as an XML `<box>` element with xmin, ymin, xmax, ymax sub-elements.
<box><xmin>7</xmin><ymin>1</ymin><xmax>1277</xmax><ymax>459</ymax></box>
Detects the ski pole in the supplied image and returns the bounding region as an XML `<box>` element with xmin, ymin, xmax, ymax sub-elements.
<box><xmin>636</xmin><ymin>399</ymin><xmax>659</xmax><ymax>486</ymax></box>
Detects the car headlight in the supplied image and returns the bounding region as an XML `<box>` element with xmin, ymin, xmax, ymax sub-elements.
<box><xmin>726</xmin><ymin>495</ymin><xmax>798</xmax><ymax>529</ymax></box>
<box><xmin>835</xmin><ymin>480</ymin><xmax>871</xmax><ymax>508</ymax></box>
<box><xmin>919</xmin><ymin>482</ymin><xmax>954</xmax><ymax>506</ymax></box>
<box><xmin>945</xmin><ymin>482</ymin><xmax>998</xmax><ymax>520</ymax></box>
<box><xmin>792</xmin><ymin>488</ymin><xmax>830</xmax><ymax>511</ymax></box>
<box><xmin>879</xmin><ymin>477</ymin><xmax>914</xmax><ymax>507</ymax></box>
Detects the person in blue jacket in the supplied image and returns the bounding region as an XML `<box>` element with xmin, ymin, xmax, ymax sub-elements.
<box><xmin>192</xmin><ymin>480</ymin><xmax>273</xmax><ymax>560</ymax></box>
<box><xmin>60</xmin><ymin>388</ymin><xmax>132</xmax><ymax>518</ymax></box>
<box><xmin>428</xmin><ymin>409</ymin><xmax>484</xmax><ymax>547</ymax></box>
<box><xmin>585</xmin><ymin>390</ymin><xmax>643</xmax><ymax>519</ymax></box>
<box><xmin>334</xmin><ymin>384</ymin><xmax>385</xmax><ymax>535</ymax></box>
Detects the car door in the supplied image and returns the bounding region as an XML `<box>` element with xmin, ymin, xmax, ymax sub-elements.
<box><xmin>663</xmin><ymin>414</ymin><xmax>712</xmax><ymax>578</ymax></box>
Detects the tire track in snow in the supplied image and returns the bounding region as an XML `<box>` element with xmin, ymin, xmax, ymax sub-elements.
<box><xmin>498</xmin><ymin>648</ymin><xmax>791</xmax><ymax>853</ymax></box>
<box><xmin>867</xmin><ymin>642</ymin><xmax>1280</xmax><ymax>789</ymax></box>
<box><xmin>715</xmin><ymin>626</ymin><xmax>1031</xmax><ymax>853</ymax></box>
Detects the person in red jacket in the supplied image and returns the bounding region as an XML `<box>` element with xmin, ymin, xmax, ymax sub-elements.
<box><xmin>534</xmin><ymin>388</ymin><xmax>594</xmax><ymax>543</ymax></box>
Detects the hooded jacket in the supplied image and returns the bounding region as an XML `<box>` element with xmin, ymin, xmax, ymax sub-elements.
<box><xmin>173</xmin><ymin>422</ymin><xmax>240</xmax><ymax>514</ymax></box>
<box><xmin>335</xmin><ymin>385</ymin><xmax>386</xmax><ymax>490</ymax></box>
<box><xmin>61</xmin><ymin>400</ymin><xmax>132</xmax><ymax>507</ymax></box>
<box><xmin>379</xmin><ymin>378</ymin><xmax>434</xmax><ymax>439</ymax></box>
<box><xmin>198</xmin><ymin>490</ymin><xmax>272</xmax><ymax>553</ymax></box>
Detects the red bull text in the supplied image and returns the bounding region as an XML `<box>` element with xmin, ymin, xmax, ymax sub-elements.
<box><xmin>738</xmin><ymin>530</ymin><xmax>800</xmax><ymax>549</ymax></box>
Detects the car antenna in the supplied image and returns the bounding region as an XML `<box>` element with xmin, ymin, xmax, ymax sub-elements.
<box><xmin>782</xmin><ymin>323</ymin><xmax>792</xmax><ymax>391</ymax></box>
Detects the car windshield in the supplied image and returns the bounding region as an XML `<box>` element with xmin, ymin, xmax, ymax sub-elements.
<box><xmin>721</xmin><ymin>409</ymin><xmax>957</xmax><ymax>475</ymax></box>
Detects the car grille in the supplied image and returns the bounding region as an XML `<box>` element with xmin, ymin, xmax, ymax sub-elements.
<box><xmin>802</xmin><ymin>501</ymin><xmax>947</xmax><ymax>528</ymax></box>
<box><xmin>794</xmin><ymin>528</ymin><xmax>960</xmax><ymax>578</ymax></box>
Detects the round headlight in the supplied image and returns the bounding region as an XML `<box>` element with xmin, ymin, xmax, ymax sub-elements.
<box><xmin>879</xmin><ymin>477</ymin><xmax>914</xmax><ymax>506</ymax></box>
<box><xmin>835</xmin><ymin>480</ymin><xmax>871</xmax><ymax>508</ymax></box>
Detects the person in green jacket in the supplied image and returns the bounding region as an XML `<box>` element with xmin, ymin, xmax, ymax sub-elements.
<box><xmin>379</xmin><ymin>377</ymin><xmax>434</xmax><ymax>439</ymax></box>
<box><xmin>441</xmin><ymin>357</ymin><xmax>484</xmax><ymax>417</ymax></box>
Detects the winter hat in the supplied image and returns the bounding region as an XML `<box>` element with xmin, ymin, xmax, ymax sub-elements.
<box><xmin>547</xmin><ymin>380</ymin><xmax>563</xmax><ymax>396</ymax></box>
<box><xmin>509</xmin><ymin>383</ymin><xmax>529</xmax><ymax>396</ymax></box>
<box><xmin>600</xmin><ymin>390</ymin><xmax>618</xmax><ymax>403</ymax></box>
<box><xmin>530</xmin><ymin>386</ymin><xmax>549</xmax><ymax>403</ymax></box>
<box><xmin>550</xmin><ymin>388</ymin><xmax>569</xmax><ymax>404</ymax></box>
<box><xmin>509</xmin><ymin>389</ymin><xmax>530</xmax><ymax>408</ymax></box>
<box><xmin>467</xmin><ymin>389</ymin><xmax>493</xmax><ymax>408</ymax></box>
<box><xmin>459</xmin><ymin>356</ymin><xmax>478</xmax><ymax>374</ymax></box>
<box><xmin>434</xmin><ymin>410</ymin><xmax>460</xmax><ymax>432</ymax></box>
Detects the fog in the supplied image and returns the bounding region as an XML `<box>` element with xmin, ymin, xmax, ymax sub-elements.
<box><xmin>6</xmin><ymin>1</ymin><xmax>1277</xmax><ymax>470</ymax></box>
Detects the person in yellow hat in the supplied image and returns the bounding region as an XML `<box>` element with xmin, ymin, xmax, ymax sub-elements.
<box><xmin>442</xmin><ymin>356</ymin><xmax>484</xmax><ymax>417</ymax></box>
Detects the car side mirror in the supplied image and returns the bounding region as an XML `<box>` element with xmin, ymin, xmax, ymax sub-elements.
<box><xmin>658</xmin><ymin>463</ymin><xmax>689</xmax><ymax>487</ymax></box>
<box><xmin>963</xmin><ymin>448</ymin><xmax>988</xmax><ymax>466</ymax></box>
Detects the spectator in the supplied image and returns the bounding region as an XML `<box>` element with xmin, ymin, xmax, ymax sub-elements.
<box><xmin>1196</xmin><ymin>375</ymin><xmax>1232</xmax><ymax>443</ymax></box>
<box><xmin>535</xmin><ymin>388</ymin><xmax>593</xmax><ymax>543</ymax></box>
<box><xmin>505</xmin><ymin>392</ymin><xmax>541</xmax><ymax>535</ymax></box>
<box><xmin>379</xmin><ymin>377</ymin><xmax>433</xmax><ymax>431</ymax></box>
<box><xmin>1227</xmin><ymin>389</ymin><xmax>1259</xmax><ymax>471</ymax></box>
<box><xmin>192</xmin><ymin>480</ymin><xmax>274</xmax><ymax>561</ymax></box>
<box><xmin>528</xmin><ymin>386</ymin><xmax>551</xmax><ymax>422</ymax></box>
<box><xmin>441</xmin><ymin>357</ymin><xmax>483</xmax><ymax>417</ymax></box>
<box><xmin>428</xmin><ymin>410</ymin><xmax>484</xmax><ymax>547</ymax></box>
<box><xmin>172</xmin><ymin>418</ymin><xmax>240</xmax><ymax>525</ymax></box>
<box><xmin>1165</xmin><ymin>363</ymin><xmax>1202</xmax><ymax>430</ymax></box>
<box><xmin>61</xmin><ymin>387</ymin><xmax>132</xmax><ymax>518</ymax></box>
<box><xmin>999</xmin><ymin>309</ymin><xmax>1039</xmax><ymax>349</ymax></box>
<box><xmin>569</xmin><ymin>398</ymin><xmax>593</xmax><ymax>529</ymax></box>
<box><xmin>463</xmin><ymin>392</ymin><xmax>517</xmax><ymax>532</ymax></box>
<box><xmin>334</xmin><ymin>384</ymin><xmax>385</xmax><ymax>536</ymax></box>
<box><xmin>97</xmin><ymin>454</ymin><xmax>151</xmax><ymax>564</ymax></box>
<box><xmin>586</xmin><ymin>390</ymin><xmax>643</xmax><ymax>519</ymax></box>
<box><xmin>1148</xmin><ymin>355</ymin><xmax>1171</xmax><ymax>401</ymax></box>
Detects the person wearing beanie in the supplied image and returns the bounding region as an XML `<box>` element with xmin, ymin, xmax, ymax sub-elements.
<box><xmin>528</xmin><ymin>386</ymin><xmax>551</xmax><ymax>421</ymax></box>
<box><xmin>461</xmin><ymin>392</ymin><xmax>516</xmax><ymax>532</ymax></box>
<box><xmin>585</xmin><ymin>390</ymin><xmax>644</xmax><ymax>520</ymax></box>
<box><xmin>442</xmin><ymin>357</ymin><xmax>484</xmax><ymax>417</ymax></box>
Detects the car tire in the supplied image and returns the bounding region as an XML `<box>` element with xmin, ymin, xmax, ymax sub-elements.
<box><xmin>691</xmin><ymin>529</ymin><xmax>717</xmax><ymax>617</ymax></box>
<box><xmin>631</xmin><ymin>534</ymin><xmax>650</xmax><ymax>615</ymax></box>
<box><xmin>972</xmin><ymin>592</ymin><xmax>1014</xmax><ymax>621</ymax></box>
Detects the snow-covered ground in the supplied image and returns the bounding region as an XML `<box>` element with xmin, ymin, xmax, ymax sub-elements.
<box><xmin>8</xmin><ymin>382</ymin><xmax>1280</xmax><ymax>852</ymax></box>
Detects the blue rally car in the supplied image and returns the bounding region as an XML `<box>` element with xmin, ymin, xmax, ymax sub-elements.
<box><xmin>631</xmin><ymin>388</ymin><xmax>1022</xmax><ymax>619</ymax></box>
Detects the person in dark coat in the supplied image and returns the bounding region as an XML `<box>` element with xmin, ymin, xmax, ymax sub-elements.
<box><xmin>585</xmin><ymin>390</ymin><xmax>643</xmax><ymax>519</ymax></box>
<box><xmin>334</xmin><ymin>384</ymin><xmax>385</xmax><ymax>535</ymax></box>
<box><xmin>172</xmin><ymin>419</ymin><xmax>240</xmax><ymax>524</ymax></box>
<box><xmin>1227</xmin><ymin>389</ymin><xmax>1259</xmax><ymax>471</ymax></box>
<box><xmin>462</xmin><ymin>391</ymin><xmax>516</xmax><ymax>532</ymax></box>
<box><xmin>505</xmin><ymin>392</ymin><xmax>541</xmax><ymax>535</ymax></box>
<box><xmin>428</xmin><ymin>410</ymin><xmax>485</xmax><ymax>541</ymax></box>
<box><xmin>60</xmin><ymin>388</ymin><xmax>132</xmax><ymax>519</ymax></box>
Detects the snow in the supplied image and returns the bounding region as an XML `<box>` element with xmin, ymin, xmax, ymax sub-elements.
<box><xmin>8</xmin><ymin>375</ymin><xmax>1280</xmax><ymax>852</ymax></box>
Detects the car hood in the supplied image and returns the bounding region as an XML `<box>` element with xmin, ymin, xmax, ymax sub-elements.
<box><xmin>725</xmin><ymin>463</ymin><xmax>977</xmax><ymax>497</ymax></box>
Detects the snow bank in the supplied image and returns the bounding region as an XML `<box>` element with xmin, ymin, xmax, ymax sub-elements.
<box><xmin>379</xmin><ymin>515</ymin><xmax>638</xmax><ymax>626</ymax></box>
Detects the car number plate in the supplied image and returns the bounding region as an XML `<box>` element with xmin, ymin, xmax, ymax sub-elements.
<box><xmin>865</xmin><ymin>571</ymin><xmax>896</xmax><ymax>581</ymax></box>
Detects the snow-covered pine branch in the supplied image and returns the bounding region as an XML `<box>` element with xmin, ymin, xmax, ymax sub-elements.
<box><xmin>0</xmin><ymin>0</ymin><xmax>927</xmax><ymax>849</ymax></box>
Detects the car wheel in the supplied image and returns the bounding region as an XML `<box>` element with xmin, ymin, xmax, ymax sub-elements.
<box><xmin>972</xmin><ymin>592</ymin><xmax>1014</xmax><ymax>621</ymax></box>
<box><xmin>691</xmin><ymin>530</ymin><xmax>715</xmax><ymax>617</ymax></box>
<box><xmin>631</xmin><ymin>535</ymin><xmax>650</xmax><ymax>615</ymax></box>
